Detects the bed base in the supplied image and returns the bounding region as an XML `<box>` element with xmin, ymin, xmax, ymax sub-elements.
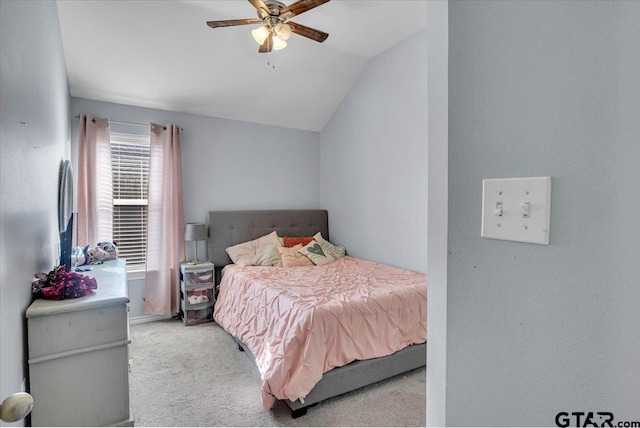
<box><xmin>235</xmin><ymin>338</ymin><xmax>426</xmax><ymax>418</ymax></box>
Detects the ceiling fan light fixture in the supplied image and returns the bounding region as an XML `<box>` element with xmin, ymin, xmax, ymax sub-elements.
<box><xmin>273</xmin><ymin>35</ymin><xmax>287</xmax><ymax>50</ymax></box>
<box><xmin>274</xmin><ymin>23</ymin><xmax>292</xmax><ymax>41</ymax></box>
<box><xmin>251</xmin><ymin>25</ymin><xmax>269</xmax><ymax>45</ymax></box>
<box><xmin>206</xmin><ymin>0</ymin><xmax>330</xmax><ymax>53</ymax></box>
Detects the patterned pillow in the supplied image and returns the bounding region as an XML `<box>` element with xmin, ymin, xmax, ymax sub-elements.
<box><xmin>298</xmin><ymin>240</ymin><xmax>335</xmax><ymax>265</ymax></box>
<box><xmin>277</xmin><ymin>244</ymin><xmax>314</xmax><ymax>267</ymax></box>
<box><xmin>225</xmin><ymin>231</ymin><xmax>281</xmax><ymax>266</ymax></box>
<box><xmin>313</xmin><ymin>232</ymin><xmax>346</xmax><ymax>260</ymax></box>
<box><xmin>283</xmin><ymin>236</ymin><xmax>315</xmax><ymax>247</ymax></box>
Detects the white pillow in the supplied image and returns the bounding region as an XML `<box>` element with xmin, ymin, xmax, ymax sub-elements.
<box><xmin>225</xmin><ymin>231</ymin><xmax>281</xmax><ymax>266</ymax></box>
<box><xmin>251</xmin><ymin>243</ymin><xmax>282</xmax><ymax>267</ymax></box>
<box><xmin>313</xmin><ymin>232</ymin><xmax>346</xmax><ymax>260</ymax></box>
<box><xmin>298</xmin><ymin>240</ymin><xmax>335</xmax><ymax>266</ymax></box>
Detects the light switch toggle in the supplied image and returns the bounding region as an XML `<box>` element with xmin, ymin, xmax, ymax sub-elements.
<box><xmin>520</xmin><ymin>202</ymin><xmax>530</xmax><ymax>218</ymax></box>
<box><xmin>494</xmin><ymin>202</ymin><xmax>503</xmax><ymax>216</ymax></box>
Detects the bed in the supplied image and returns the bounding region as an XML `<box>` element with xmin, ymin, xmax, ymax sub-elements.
<box><xmin>208</xmin><ymin>209</ymin><xmax>426</xmax><ymax>417</ymax></box>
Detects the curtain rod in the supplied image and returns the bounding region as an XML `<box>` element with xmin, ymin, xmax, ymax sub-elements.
<box><xmin>73</xmin><ymin>115</ymin><xmax>183</xmax><ymax>131</ymax></box>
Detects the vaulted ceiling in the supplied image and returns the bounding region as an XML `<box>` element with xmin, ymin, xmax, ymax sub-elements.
<box><xmin>57</xmin><ymin>0</ymin><xmax>427</xmax><ymax>132</ymax></box>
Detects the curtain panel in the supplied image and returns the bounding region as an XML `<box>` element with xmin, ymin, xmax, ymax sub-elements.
<box><xmin>77</xmin><ymin>115</ymin><xmax>113</xmax><ymax>246</ymax></box>
<box><xmin>144</xmin><ymin>123</ymin><xmax>185</xmax><ymax>315</ymax></box>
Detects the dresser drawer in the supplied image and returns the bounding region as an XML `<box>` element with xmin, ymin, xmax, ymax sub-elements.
<box><xmin>180</xmin><ymin>299</ymin><xmax>214</xmax><ymax>326</ymax></box>
<box><xmin>28</xmin><ymin>303</ymin><xmax>128</xmax><ymax>359</ymax></box>
<box><xmin>183</xmin><ymin>269</ymin><xmax>214</xmax><ymax>285</ymax></box>
<box><xmin>29</xmin><ymin>344</ymin><xmax>129</xmax><ymax>426</ymax></box>
<box><xmin>181</xmin><ymin>284</ymin><xmax>214</xmax><ymax>307</ymax></box>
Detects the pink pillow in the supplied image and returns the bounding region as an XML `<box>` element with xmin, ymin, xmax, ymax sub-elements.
<box><xmin>277</xmin><ymin>244</ymin><xmax>313</xmax><ymax>267</ymax></box>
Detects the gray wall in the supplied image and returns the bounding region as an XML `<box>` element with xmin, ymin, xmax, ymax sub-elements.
<box><xmin>425</xmin><ymin>1</ymin><xmax>448</xmax><ymax>426</ymax></box>
<box><xmin>447</xmin><ymin>1</ymin><xmax>640</xmax><ymax>426</ymax></box>
<box><xmin>0</xmin><ymin>1</ymin><xmax>70</xmax><ymax>424</ymax></box>
<box><xmin>70</xmin><ymin>98</ymin><xmax>321</xmax><ymax>318</ymax></box>
<box><xmin>321</xmin><ymin>28</ymin><xmax>428</xmax><ymax>273</ymax></box>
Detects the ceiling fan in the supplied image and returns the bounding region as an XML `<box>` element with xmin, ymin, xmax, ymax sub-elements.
<box><xmin>206</xmin><ymin>0</ymin><xmax>330</xmax><ymax>53</ymax></box>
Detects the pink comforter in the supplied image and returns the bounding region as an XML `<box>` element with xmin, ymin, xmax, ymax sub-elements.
<box><xmin>213</xmin><ymin>256</ymin><xmax>427</xmax><ymax>410</ymax></box>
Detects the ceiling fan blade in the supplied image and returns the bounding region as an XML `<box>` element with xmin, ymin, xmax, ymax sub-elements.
<box><xmin>248</xmin><ymin>0</ymin><xmax>271</xmax><ymax>19</ymax></box>
<box><xmin>207</xmin><ymin>18</ymin><xmax>262</xmax><ymax>28</ymax></box>
<box><xmin>280</xmin><ymin>0</ymin><xmax>329</xmax><ymax>19</ymax></box>
<box><xmin>259</xmin><ymin>32</ymin><xmax>273</xmax><ymax>53</ymax></box>
<box><xmin>288</xmin><ymin>21</ymin><xmax>329</xmax><ymax>43</ymax></box>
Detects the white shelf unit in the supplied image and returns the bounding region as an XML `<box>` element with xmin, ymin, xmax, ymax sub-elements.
<box><xmin>179</xmin><ymin>261</ymin><xmax>215</xmax><ymax>326</ymax></box>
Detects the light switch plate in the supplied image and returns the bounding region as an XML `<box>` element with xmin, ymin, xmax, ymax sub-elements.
<box><xmin>481</xmin><ymin>176</ymin><xmax>551</xmax><ymax>245</ymax></box>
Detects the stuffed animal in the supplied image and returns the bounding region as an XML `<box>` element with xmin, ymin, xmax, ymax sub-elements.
<box><xmin>85</xmin><ymin>246</ymin><xmax>109</xmax><ymax>265</ymax></box>
<box><xmin>71</xmin><ymin>246</ymin><xmax>87</xmax><ymax>267</ymax></box>
<box><xmin>96</xmin><ymin>242</ymin><xmax>118</xmax><ymax>260</ymax></box>
<box><xmin>70</xmin><ymin>242</ymin><xmax>119</xmax><ymax>267</ymax></box>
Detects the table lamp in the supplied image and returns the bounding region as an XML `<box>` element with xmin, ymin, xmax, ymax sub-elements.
<box><xmin>184</xmin><ymin>222</ymin><xmax>207</xmax><ymax>265</ymax></box>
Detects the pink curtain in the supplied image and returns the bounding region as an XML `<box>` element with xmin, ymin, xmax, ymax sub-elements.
<box><xmin>77</xmin><ymin>115</ymin><xmax>112</xmax><ymax>246</ymax></box>
<box><xmin>144</xmin><ymin>123</ymin><xmax>184</xmax><ymax>315</ymax></box>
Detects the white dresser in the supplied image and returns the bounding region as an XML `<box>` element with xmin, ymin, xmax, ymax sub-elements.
<box><xmin>26</xmin><ymin>259</ymin><xmax>133</xmax><ymax>427</ymax></box>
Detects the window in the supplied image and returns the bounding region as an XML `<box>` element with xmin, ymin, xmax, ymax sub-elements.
<box><xmin>110</xmin><ymin>132</ymin><xmax>150</xmax><ymax>274</ymax></box>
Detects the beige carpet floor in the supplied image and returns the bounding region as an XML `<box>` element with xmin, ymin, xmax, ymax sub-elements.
<box><xmin>129</xmin><ymin>319</ymin><xmax>426</xmax><ymax>427</ymax></box>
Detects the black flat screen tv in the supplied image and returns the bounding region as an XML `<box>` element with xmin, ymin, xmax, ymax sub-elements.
<box><xmin>60</xmin><ymin>212</ymin><xmax>75</xmax><ymax>270</ymax></box>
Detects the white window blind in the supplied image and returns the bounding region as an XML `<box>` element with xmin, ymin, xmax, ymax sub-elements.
<box><xmin>110</xmin><ymin>132</ymin><xmax>150</xmax><ymax>272</ymax></box>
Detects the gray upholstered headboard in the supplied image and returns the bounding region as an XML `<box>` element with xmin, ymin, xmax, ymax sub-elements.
<box><xmin>208</xmin><ymin>210</ymin><xmax>329</xmax><ymax>283</ymax></box>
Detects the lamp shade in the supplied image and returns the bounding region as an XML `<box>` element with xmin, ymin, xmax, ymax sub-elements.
<box><xmin>184</xmin><ymin>223</ymin><xmax>207</xmax><ymax>242</ymax></box>
<box><xmin>273</xmin><ymin>35</ymin><xmax>287</xmax><ymax>51</ymax></box>
<box><xmin>251</xmin><ymin>26</ymin><xmax>269</xmax><ymax>45</ymax></box>
<box><xmin>274</xmin><ymin>23</ymin><xmax>291</xmax><ymax>41</ymax></box>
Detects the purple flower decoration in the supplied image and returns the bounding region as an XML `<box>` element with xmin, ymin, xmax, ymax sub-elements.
<box><xmin>32</xmin><ymin>265</ymin><xmax>98</xmax><ymax>300</ymax></box>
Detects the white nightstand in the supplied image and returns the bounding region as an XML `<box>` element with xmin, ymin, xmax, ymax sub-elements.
<box><xmin>179</xmin><ymin>261</ymin><xmax>215</xmax><ymax>326</ymax></box>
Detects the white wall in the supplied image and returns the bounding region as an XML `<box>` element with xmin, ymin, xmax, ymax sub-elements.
<box><xmin>0</xmin><ymin>1</ymin><xmax>70</xmax><ymax>424</ymax></box>
<box><xmin>425</xmin><ymin>1</ymin><xmax>448</xmax><ymax>426</ymax></box>
<box><xmin>321</xmin><ymin>27</ymin><xmax>428</xmax><ymax>273</ymax></box>
<box><xmin>70</xmin><ymin>98</ymin><xmax>321</xmax><ymax>317</ymax></box>
<box><xmin>447</xmin><ymin>1</ymin><xmax>640</xmax><ymax>425</ymax></box>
